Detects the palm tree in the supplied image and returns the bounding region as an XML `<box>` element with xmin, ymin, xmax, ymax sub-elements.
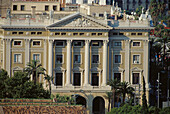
<box><xmin>104</xmin><ymin>92</ymin><xmax>112</xmax><ymax>112</ymax></box>
<box><xmin>24</xmin><ymin>60</ymin><xmax>45</xmax><ymax>85</ymax></box>
<box><xmin>44</xmin><ymin>74</ymin><xmax>52</xmax><ymax>96</ymax></box>
<box><xmin>119</xmin><ymin>82</ymin><xmax>135</xmax><ymax>103</ymax></box>
<box><xmin>107</xmin><ymin>79</ymin><xmax>120</xmax><ymax>108</ymax></box>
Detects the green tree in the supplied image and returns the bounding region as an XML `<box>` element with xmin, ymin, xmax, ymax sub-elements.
<box><xmin>44</xmin><ymin>74</ymin><xmax>52</xmax><ymax>97</ymax></box>
<box><xmin>135</xmin><ymin>6</ymin><xmax>143</xmax><ymax>17</ymax></box>
<box><xmin>0</xmin><ymin>69</ymin><xmax>9</xmax><ymax>98</ymax></box>
<box><xmin>119</xmin><ymin>82</ymin><xmax>134</xmax><ymax>103</ymax></box>
<box><xmin>24</xmin><ymin>60</ymin><xmax>46</xmax><ymax>85</ymax></box>
<box><xmin>107</xmin><ymin>79</ymin><xmax>120</xmax><ymax>108</ymax></box>
<box><xmin>104</xmin><ymin>92</ymin><xmax>112</xmax><ymax>112</ymax></box>
<box><xmin>142</xmin><ymin>76</ymin><xmax>148</xmax><ymax>114</ymax></box>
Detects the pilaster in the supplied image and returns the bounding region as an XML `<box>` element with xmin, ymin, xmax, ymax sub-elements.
<box><xmin>125</xmin><ymin>40</ymin><xmax>131</xmax><ymax>83</ymax></box>
<box><xmin>48</xmin><ymin>39</ymin><xmax>54</xmax><ymax>77</ymax></box>
<box><xmin>6</xmin><ymin>39</ymin><xmax>11</xmax><ymax>77</ymax></box>
<box><xmin>25</xmin><ymin>39</ymin><xmax>30</xmax><ymax>67</ymax></box>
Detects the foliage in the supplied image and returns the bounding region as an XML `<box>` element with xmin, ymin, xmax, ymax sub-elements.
<box><xmin>24</xmin><ymin>60</ymin><xmax>46</xmax><ymax>85</ymax></box>
<box><xmin>142</xmin><ymin>76</ymin><xmax>148</xmax><ymax>113</ymax></box>
<box><xmin>159</xmin><ymin>107</ymin><xmax>170</xmax><ymax>114</ymax></box>
<box><xmin>55</xmin><ymin>94</ymin><xmax>74</xmax><ymax>104</ymax></box>
<box><xmin>104</xmin><ymin>92</ymin><xmax>113</xmax><ymax>112</ymax></box>
<box><xmin>135</xmin><ymin>6</ymin><xmax>143</xmax><ymax>17</ymax></box>
<box><xmin>0</xmin><ymin>70</ymin><xmax>50</xmax><ymax>99</ymax></box>
<box><xmin>44</xmin><ymin>74</ymin><xmax>52</xmax><ymax>97</ymax></box>
<box><xmin>0</xmin><ymin>69</ymin><xmax>9</xmax><ymax>98</ymax></box>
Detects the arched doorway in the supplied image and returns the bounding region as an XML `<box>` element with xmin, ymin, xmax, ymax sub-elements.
<box><xmin>76</xmin><ymin>95</ymin><xmax>86</xmax><ymax>107</ymax></box>
<box><xmin>93</xmin><ymin>96</ymin><xmax>105</xmax><ymax>114</ymax></box>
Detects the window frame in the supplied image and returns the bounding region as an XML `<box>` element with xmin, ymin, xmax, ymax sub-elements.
<box><xmin>32</xmin><ymin>40</ymin><xmax>41</xmax><ymax>47</ymax></box>
<box><xmin>133</xmin><ymin>54</ymin><xmax>140</xmax><ymax>64</ymax></box>
<box><xmin>55</xmin><ymin>41</ymin><xmax>65</xmax><ymax>47</ymax></box>
<box><xmin>114</xmin><ymin>41</ymin><xmax>122</xmax><ymax>47</ymax></box>
<box><xmin>56</xmin><ymin>54</ymin><xmax>64</xmax><ymax>64</ymax></box>
<box><xmin>21</xmin><ymin>5</ymin><xmax>25</xmax><ymax>11</ymax></box>
<box><xmin>132</xmin><ymin>72</ymin><xmax>140</xmax><ymax>84</ymax></box>
<box><xmin>114</xmin><ymin>54</ymin><xmax>122</xmax><ymax>64</ymax></box>
<box><xmin>33</xmin><ymin>53</ymin><xmax>41</xmax><ymax>63</ymax></box>
<box><xmin>132</xmin><ymin>41</ymin><xmax>141</xmax><ymax>47</ymax></box>
<box><xmin>74</xmin><ymin>54</ymin><xmax>81</xmax><ymax>64</ymax></box>
<box><xmin>45</xmin><ymin>5</ymin><xmax>49</xmax><ymax>11</ymax></box>
<box><xmin>91</xmin><ymin>41</ymin><xmax>100</xmax><ymax>47</ymax></box>
<box><xmin>13</xmin><ymin>40</ymin><xmax>22</xmax><ymax>47</ymax></box>
<box><xmin>73</xmin><ymin>41</ymin><xmax>82</xmax><ymax>47</ymax></box>
<box><xmin>92</xmin><ymin>54</ymin><xmax>100</xmax><ymax>64</ymax></box>
<box><xmin>14</xmin><ymin>53</ymin><xmax>22</xmax><ymax>63</ymax></box>
<box><xmin>13</xmin><ymin>5</ymin><xmax>17</xmax><ymax>11</ymax></box>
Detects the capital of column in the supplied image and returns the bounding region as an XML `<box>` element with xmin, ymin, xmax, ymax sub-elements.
<box><xmin>125</xmin><ymin>40</ymin><xmax>131</xmax><ymax>46</ymax></box>
<box><xmin>103</xmin><ymin>40</ymin><xmax>109</xmax><ymax>44</ymax></box>
<box><xmin>49</xmin><ymin>39</ymin><xmax>54</xmax><ymax>43</ymax></box>
<box><xmin>67</xmin><ymin>40</ymin><xmax>72</xmax><ymax>44</ymax></box>
<box><xmin>85</xmin><ymin>40</ymin><xmax>91</xmax><ymax>44</ymax></box>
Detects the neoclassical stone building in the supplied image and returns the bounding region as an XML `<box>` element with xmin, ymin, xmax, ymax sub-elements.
<box><xmin>0</xmin><ymin>12</ymin><xmax>152</xmax><ymax>113</ymax></box>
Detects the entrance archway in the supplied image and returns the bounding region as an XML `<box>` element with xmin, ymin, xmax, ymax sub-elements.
<box><xmin>76</xmin><ymin>95</ymin><xmax>86</xmax><ymax>107</ymax></box>
<box><xmin>93</xmin><ymin>96</ymin><xmax>105</xmax><ymax>114</ymax></box>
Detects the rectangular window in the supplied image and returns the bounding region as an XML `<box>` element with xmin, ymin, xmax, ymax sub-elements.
<box><xmin>61</xmin><ymin>33</ymin><xmax>66</xmax><ymax>35</ymax></box>
<box><xmin>33</xmin><ymin>54</ymin><xmax>40</xmax><ymax>61</ymax></box>
<box><xmin>119</xmin><ymin>33</ymin><xmax>124</xmax><ymax>35</ymax></box>
<box><xmin>113</xmin><ymin>33</ymin><xmax>118</xmax><ymax>35</ymax></box>
<box><xmin>133</xmin><ymin>42</ymin><xmax>140</xmax><ymax>46</ymax></box>
<box><xmin>98</xmin><ymin>33</ymin><xmax>102</xmax><ymax>36</ymax></box>
<box><xmin>133</xmin><ymin>73</ymin><xmax>139</xmax><ymax>84</ymax></box>
<box><xmin>73</xmin><ymin>33</ymin><xmax>78</xmax><ymax>35</ymax></box>
<box><xmin>114</xmin><ymin>42</ymin><xmax>122</xmax><ymax>46</ymax></box>
<box><xmin>92</xmin><ymin>55</ymin><xmax>99</xmax><ymax>63</ymax></box>
<box><xmin>131</xmin><ymin>33</ymin><xmax>136</xmax><ymax>35</ymax></box>
<box><xmin>33</xmin><ymin>41</ymin><xmax>40</xmax><ymax>46</ymax></box>
<box><xmin>37</xmin><ymin>32</ymin><xmax>42</xmax><ymax>35</ymax></box>
<box><xmin>74</xmin><ymin>55</ymin><xmax>81</xmax><ymax>63</ymax></box>
<box><xmin>14</xmin><ymin>54</ymin><xmax>22</xmax><ymax>63</ymax></box>
<box><xmin>13</xmin><ymin>5</ymin><xmax>17</xmax><ymax>11</ymax></box>
<box><xmin>55</xmin><ymin>32</ymin><xmax>60</xmax><ymax>35</ymax></box>
<box><xmin>92</xmin><ymin>33</ymin><xmax>96</xmax><ymax>36</ymax></box>
<box><xmin>79</xmin><ymin>33</ymin><xmax>84</xmax><ymax>36</ymax></box>
<box><xmin>31</xmin><ymin>32</ymin><xmax>36</xmax><ymax>35</ymax></box>
<box><xmin>45</xmin><ymin>5</ymin><xmax>49</xmax><ymax>11</ymax></box>
<box><xmin>92</xmin><ymin>41</ymin><xmax>100</xmax><ymax>46</ymax></box>
<box><xmin>115</xmin><ymin>55</ymin><xmax>121</xmax><ymax>63</ymax></box>
<box><xmin>138</xmin><ymin>33</ymin><xmax>142</xmax><ymax>35</ymax></box>
<box><xmin>14</xmin><ymin>41</ymin><xmax>21</xmax><ymax>46</ymax></box>
<box><xmin>92</xmin><ymin>73</ymin><xmax>99</xmax><ymax>86</ymax></box>
<box><xmin>56</xmin><ymin>55</ymin><xmax>63</xmax><ymax>63</ymax></box>
<box><xmin>74</xmin><ymin>41</ymin><xmax>82</xmax><ymax>47</ymax></box>
<box><xmin>12</xmin><ymin>32</ymin><xmax>17</xmax><ymax>34</ymax></box>
<box><xmin>55</xmin><ymin>41</ymin><xmax>64</xmax><ymax>47</ymax></box>
<box><xmin>99</xmin><ymin>14</ymin><xmax>104</xmax><ymax>17</ymax></box>
<box><xmin>19</xmin><ymin>32</ymin><xmax>23</xmax><ymax>34</ymax></box>
<box><xmin>114</xmin><ymin>73</ymin><xmax>121</xmax><ymax>82</ymax></box>
<box><xmin>21</xmin><ymin>5</ymin><xmax>25</xmax><ymax>11</ymax></box>
<box><xmin>133</xmin><ymin>55</ymin><xmax>140</xmax><ymax>64</ymax></box>
<box><xmin>55</xmin><ymin>73</ymin><xmax>62</xmax><ymax>86</ymax></box>
<box><xmin>73</xmin><ymin>73</ymin><xmax>81</xmax><ymax>86</ymax></box>
<box><xmin>53</xmin><ymin>5</ymin><xmax>57</xmax><ymax>11</ymax></box>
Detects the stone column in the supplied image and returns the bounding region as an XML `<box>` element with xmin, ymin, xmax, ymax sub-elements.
<box><xmin>125</xmin><ymin>40</ymin><xmax>131</xmax><ymax>83</ymax></box>
<box><xmin>6</xmin><ymin>39</ymin><xmax>11</xmax><ymax>77</ymax></box>
<box><xmin>143</xmin><ymin>40</ymin><xmax>149</xmax><ymax>89</ymax></box>
<box><xmin>84</xmin><ymin>40</ymin><xmax>91</xmax><ymax>87</ymax></box>
<box><xmin>102</xmin><ymin>40</ymin><xmax>108</xmax><ymax>86</ymax></box>
<box><xmin>2</xmin><ymin>39</ymin><xmax>5</xmax><ymax>69</ymax></box>
<box><xmin>25</xmin><ymin>39</ymin><xmax>30</xmax><ymax>67</ymax></box>
<box><xmin>66</xmin><ymin>40</ymin><xmax>72</xmax><ymax>86</ymax></box>
<box><xmin>48</xmin><ymin>40</ymin><xmax>53</xmax><ymax>77</ymax></box>
<box><xmin>43</xmin><ymin>39</ymin><xmax>47</xmax><ymax>88</ymax></box>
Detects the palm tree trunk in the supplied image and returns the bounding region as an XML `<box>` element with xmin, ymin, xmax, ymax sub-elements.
<box><xmin>49</xmin><ymin>81</ymin><xmax>51</xmax><ymax>97</ymax></box>
<box><xmin>123</xmin><ymin>93</ymin><xmax>125</xmax><ymax>103</ymax></box>
<box><xmin>111</xmin><ymin>89</ymin><xmax>115</xmax><ymax>108</ymax></box>
<box><xmin>108</xmin><ymin>99</ymin><xmax>110</xmax><ymax>112</ymax></box>
<box><xmin>33</xmin><ymin>71</ymin><xmax>36</xmax><ymax>85</ymax></box>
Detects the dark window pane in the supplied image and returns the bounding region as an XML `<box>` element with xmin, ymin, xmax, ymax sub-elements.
<box><xmin>92</xmin><ymin>73</ymin><xmax>99</xmax><ymax>86</ymax></box>
<box><xmin>133</xmin><ymin>73</ymin><xmax>139</xmax><ymax>84</ymax></box>
<box><xmin>73</xmin><ymin>73</ymin><xmax>81</xmax><ymax>86</ymax></box>
<box><xmin>55</xmin><ymin>73</ymin><xmax>62</xmax><ymax>86</ymax></box>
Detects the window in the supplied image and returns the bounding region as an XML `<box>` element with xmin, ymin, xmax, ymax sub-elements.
<box><xmin>55</xmin><ymin>73</ymin><xmax>62</xmax><ymax>86</ymax></box>
<box><xmin>138</xmin><ymin>33</ymin><xmax>142</xmax><ymax>35</ymax></box>
<box><xmin>73</xmin><ymin>33</ymin><xmax>78</xmax><ymax>35</ymax></box>
<box><xmin>131</xmin><ymin>33</ymin><xmax>136</xmax><ymax>35</ymax></box>
<box><xmin>33</xmin><ymin>41</ymin><xmax>40</xmax><ymax>46</ymax></box>
<box><xmin>74</xmin><ymin>41</ymin><xmax>82</xmax><ymax>47</ymax></box>
<box><xmin>115</xmin><ymin>55</ymin><xmax>121</xmax><ymax>63</ymax></box>
<box><xmin>92</xmin><ymin>33</ymin><xmax>96</xmax><ymax>36</ymax></box>
<box><xmin>45</xmin><ymin>5</ymin><xmax>49</xmax><ymax>11</ymax></box>
<box><xmin>79</xmin><ymin>33</ymin><xmax>84</xmax><ymax>36</ymax></box>
<box><xmin>99</xmin><ymin>14</ymin><xmax>104</xmax><ymax>17</ymax></box>
<box><xmin>55</xmin><ymin>32</ymin><xmax>60</xmax><ymax>35</ymax></box>
<box><xmin>55</xmin><ymin>41</ymin><xmax>64</xmax><ymax>47</ymax></box>
<box><xmin>74</xmin><ymin>55</ymin><xmax>81</xmax><ymax>63</ymax></box>
<box><xmin>14</xmin><ymin>54</ymin><xmax>22</xmax><ymax>63</ymax></box>
<box><xmin>133</xmin><ymin>42</ymin><xmax>140</xmax><ymax>46</ymax></box>
<box><xmin>19</xmin><ymin>32</ymin><xmax>23</xmax><ymax>34</ymax></box>
<box><xmin>12</xmin><ymin>32</ymin><xmax>17</xmax><ymax>34</ymax></box>
<box><xmin>13</xmin><ymin>5</ymin><xmax>17</xmax><ymax>11</ymax></box>
<box><xmin>92</xmin><ymin>55</ymin><xmax>99</xmax><ymax>63</ymax></box>
<box><xmin>14</xmin><ymin>41</ymin><xmax>21</xmax><ymax>46</ymax></box>
<box><xmin>119</xmin><ymin>33</ymin><xmax>124</xmax><ymax>35</ymax></box>
<box><xmin>98</xmin><ymin>33</ymin><xmax>102</xmax><ymax>36</ymax></box>
<box><xmin>31</xmin><ymin>32</ymin><xmax>36</xmax><ymax>35</ymax></box>
<box><xmin>56</xmin><ymin>55</ymin><xmax>63</xmax><ymax>63</ymax></box>
<box><xmin>37</xmin><ymin>32</ymin><xmax>42</xmax><ymax>35</ymax></box>
<box><xmin>61</xmin><ymin>33</ymin><xmax>66</xmax><ymax>35</ymax></box>
<box><xmin>113</xmin><ymin>33</ymin><xmax>118</xmax><ymax>35</ymax></box>
<box><xmin>73</xmin><ymin>73</ymin><xmax>81</xmax><ymax>86</ymax></box>
<box><xmin>114</xmin><ymin>73</ymin><xmax>121</xmax><ymax>82</ymax></box>
<box><xmin>133</xmin><ymin>55</ymin><xmax>140</xmax><ymax>64</ymax></box>
<box><xmin>133</xmin><ymin>73</ymin><xmax>139</xmax><ymax>84</ymax></box>
<box><xmin>114</xmin><ymin>42</ymin><xmax>122</xmax><ymax>46</ymax></box>
<box><xmin>33</xmin><ymin>54</ymin><xmax>40</xmax><ymax>61</ymax></box>
<box><xmin>92</xmin><ymin>41</ymin><xmax>100</xmax><ymax>46</ymax></box>
<box><xmin>53</xmin><ymin>5</ymin><xmax>57</xmax><ymax>11</ymax></box>
<box><xmin>92</xmin><ymin>73</ymin><xmax>99</xmax><ymax>86</ymax></box>
<box><xmin>21</xmin><ymin>5</ymin><xmax>25</xmax><ymax>11</ymax></box>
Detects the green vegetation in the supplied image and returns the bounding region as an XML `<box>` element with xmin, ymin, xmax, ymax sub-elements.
<box><xmin>54</xmin><ymin>94</ymin><xmax>74</xmax><ymax>104</ymax></box>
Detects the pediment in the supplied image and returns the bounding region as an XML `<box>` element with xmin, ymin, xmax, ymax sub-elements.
<box><xmin>72</xmin><ymin>67</ymin><xmax>84</xmax><ymax>71</ymax></box>
<box><xmin>113</xmin><ymin>67</ymin><xmax>125</xmax><ymax>72</ymax></box>
<box><xmin>131</xmin><ymin>67</ymin><xmax>143</xmax><ymax>72</ymax></box>
<box><xmin>54</xmin><ymin>67</ymin><xmax>65</xmax><ymax>71</ymax></box>
<box><xmin>47</xmin><ymin>13</ymin><xmax>111</xmax><ymax>30</ymax></box>
<box><xmin>13</xmin><ymin>66</ymin><xmax>23</xmax><ymax>71</ymax></box>
<box><xmin>91</xmin><ymin>67</ymin><xmax>102</xmax><ymax>72</ymax></box>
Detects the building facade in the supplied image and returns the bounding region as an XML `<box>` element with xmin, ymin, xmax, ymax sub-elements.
<box><xmin>0</xmin><ymin>12</ymin><xmax>152</xmax><ymax>113</ymax></box>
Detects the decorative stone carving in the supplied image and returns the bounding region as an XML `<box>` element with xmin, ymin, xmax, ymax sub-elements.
<box><xmin>50</xmin><ymin>32</ymin><xmax>53</xmax><ymax>36</ymax></box>
<box><xmin>68</xmin><ymin>33</ymin><xmax>72</xmax><ymax>36</ymax></box>
<box><xmin>7</xmin><ymin>32</ymin><xmax>10</xmax><ymax>35</ymax></box>
<box><xmin>86</xmin><ymin>33</ymin><xmax>90</xmax><ymax>36</ymax></box>
<box><xmin>26</xmin><ymin>32</ymin><xmax>29</xmax><ymax>35</ymax></box>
